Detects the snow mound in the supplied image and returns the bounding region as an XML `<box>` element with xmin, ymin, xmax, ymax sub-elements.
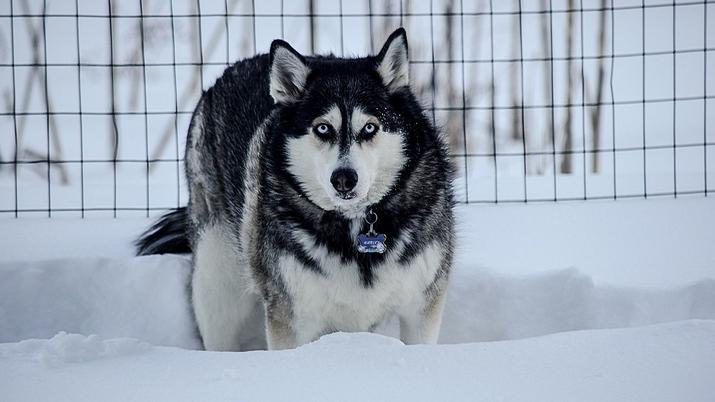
<box><xmin>300</xmin><ymin>331</ymin><xmax>405</xmax><ymax>348</ymax></box>
<box><xmin>1</xmin><ymin>321</ymin><xmax>714</xmax><ymax>402</ymax></box>
<box><xmin>1</xmin><ymin>332</ymin><xmax>150</xmax><ymax>367</ymax></box>
<box><xmin>440</xmin><ymin>268</ymin><xmax>715</xmax><ymax>343</ymax></box>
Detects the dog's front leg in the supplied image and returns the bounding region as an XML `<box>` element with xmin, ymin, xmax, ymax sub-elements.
<box><xmin>398</xmin><ymin>280</ymin><xmax>448</xmax><ymax>345</ymax></box>
<box><xmin>265</xmin><ymin>298</ymin><xmax>297</xmax><ymax>350</ymax></box>
<box><xmin>265</xmin><ymin>300</ymin><xmax>327</xmax><ymax>349</ymax></box>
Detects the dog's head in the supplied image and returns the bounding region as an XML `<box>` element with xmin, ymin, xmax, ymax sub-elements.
<box><xmin>270</xmin><ymin>28</ymin><xmax>414</xmax><ymax>218</ymax></box>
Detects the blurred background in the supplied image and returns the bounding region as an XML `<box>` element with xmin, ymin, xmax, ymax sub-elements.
<box><xmin>0</xmin><ymin>0</ymin><xmax>713</xmax><ymax>217</ymax></box>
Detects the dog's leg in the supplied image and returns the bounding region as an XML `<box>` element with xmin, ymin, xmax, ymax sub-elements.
<box><xmin>398</xmin><ymin>279</ymin><xmax>448</xmax><ymax>345</ymax></box>
<box><xmin>265</xmin><ymin>298</ymin><xmax>296</xmax><ymax>350</ymax></box>
<box><xmin>192</xmin><ymin>224</ymin><xmax>259</xmax><ymax>351</ymax></box>
<box><xmin>265</xmin><ymin>308</ymin><xmax>325</xmax><ymax>349</ymax></box>
<box><xmin>264</xmin><ymin>289</ymin><xmax>328</xmax><ymax>349</ymax></box>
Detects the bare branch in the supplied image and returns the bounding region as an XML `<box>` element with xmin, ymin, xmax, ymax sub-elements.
<box><xmin>560</xmin><ymin>0</ymin><xmax>576</xmax><ymax>174</ymax></box>
<box><xmin>13</xmin><ymin>1</ymin><xmax>69</xmax><ymax>183</ymax></box>
<box><xmin>590</xmin><ymin>0</ymin><xmax>608</xmax><ymax>173</ymax></box>
<box><xmin>309</xmin><ymin>0</ymin><xmax>316</xmax><ymax>53</ymax></box>
<box><xmin>509</xmin><ymin>8</ymin><xmax>522</xmax><ymax>143</ymax></box>
<box><xmin>538</xmin><ymin>0</ymin><xmax>554</xmax><ymax>175</ymax></box>
<box><xmin>108</xmin><ymin>0</ymin><xmax>119</xmax><ymax>164</ymax></box>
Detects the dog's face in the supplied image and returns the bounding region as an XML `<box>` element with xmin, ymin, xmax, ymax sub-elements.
<box><xmin>269</xmin><ymin>29</ymin><xmax>412</xmax><ymax>217</ymax></box>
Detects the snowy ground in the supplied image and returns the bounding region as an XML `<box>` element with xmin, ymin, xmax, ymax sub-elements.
<box><xmin>1</xmin><ymin>199</ymin><xmax>714</xmax><ymax>401</ymax></box>
<box><xmin>2</xmin><ymin>322</ymin><xmax>714</xmax><ymax>402</ymax></box>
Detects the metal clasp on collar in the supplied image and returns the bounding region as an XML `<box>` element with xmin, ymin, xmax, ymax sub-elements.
<box><xmin>357</xmin><ymin>209</ymin><xmax>387</xmax><ymax>254</ymax></box>
<box><xmin>364</xmin><ymin>209</ymin><xmax>379</xmax><ymax>236</ymax></box>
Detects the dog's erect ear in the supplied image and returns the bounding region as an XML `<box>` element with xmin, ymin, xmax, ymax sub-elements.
<box><xmin>375</xmin><ymin>28</ymin><xmax>409</xmax><ymax>93</ymax></box>
<box><xmin>269</xmin><ymin>40</ymin><xmax>311</xmax><ymax>105</ymax></box>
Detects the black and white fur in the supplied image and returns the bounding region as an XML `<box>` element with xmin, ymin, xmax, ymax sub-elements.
<box><xmin>136</xmin><ymin>28</ymin><xmax>455</xmax><ymax>351</ymax></box>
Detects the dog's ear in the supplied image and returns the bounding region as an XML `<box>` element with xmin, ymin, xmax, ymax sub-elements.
<box><xmin>269</xmin><ymin>40</ymin><xmax>311</xmax><ymax>105</ymax></box>
<box><xmin>375</xmin><ymin>28</ymin><xmax>409</xmax><ymax>93</ymax></box>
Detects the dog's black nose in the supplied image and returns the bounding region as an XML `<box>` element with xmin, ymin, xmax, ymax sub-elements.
<box><xmin>330</xmin><ymin>168</ymin><xmax>358</xmax><ymax>193</ymax></box>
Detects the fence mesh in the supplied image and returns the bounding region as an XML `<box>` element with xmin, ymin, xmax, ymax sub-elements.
<box><xmin>0</xmin><ymin>0</ymin><xmax>713</xmax><ymax>217</ymax></box>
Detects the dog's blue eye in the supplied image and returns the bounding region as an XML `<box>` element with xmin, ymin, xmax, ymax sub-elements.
<box><xmin>314</xmin><ymin>123</ymin><xmax>332</xmax><ymax>137</ymax></box>
<box><xmin>362</xmin><ymin>123</ymin><xmax>378</xmax><ymax>137</ymax></box>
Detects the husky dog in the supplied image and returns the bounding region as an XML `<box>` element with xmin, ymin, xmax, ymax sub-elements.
<box><xmin>136</xmin><ymin>28</ymin><xmax>454</xmax><ymax>351</ymax></box>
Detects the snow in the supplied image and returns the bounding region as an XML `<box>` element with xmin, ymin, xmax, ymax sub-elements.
<box><xmin>2</xmin><ymin>250</ymin><xmax>714</xmax><ymax>348</ymax></box>
<box><xmin>1</xmin><ymin>322</ymin><xmax>714</xmax><ymax>402</ymax></box>
<box><xmin>3</xmin><ymin>333</ymin><xmax>150</xmax><ymax>367</ymax></box>
<box><xmin>456</xmin><ymin>197</ymin><xmax>715</xmax><ymax>288</ymax></box>
<box><xmin>1</xmin><ymin>199</ymin><xmax>714</xmax><ymax>400</ymax></box>
<box><xmin>0</xmin><ymin>255</ymin><xmax>199</xmax><ymax>348</ymax></box>
<box><xmin>0</xmin><ymin>217</ymin><xmax>149</xmax><ymax>261</ymax></box>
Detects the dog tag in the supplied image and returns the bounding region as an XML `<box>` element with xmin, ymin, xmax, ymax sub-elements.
<box><xmin>357</xmin><ymin>233</ymin><xmax>387</xmax><ymax>254</ymax></box>
<box><xmin>357</xmin><ymin>209</ymin><xmax>387</xmax><ymax>254</ymax></box>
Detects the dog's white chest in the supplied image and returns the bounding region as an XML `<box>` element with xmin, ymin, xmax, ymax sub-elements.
<box><xmin>278</xmin><ymin>242</ymin><xmax>443</xmax><ymax>336</ymax></box>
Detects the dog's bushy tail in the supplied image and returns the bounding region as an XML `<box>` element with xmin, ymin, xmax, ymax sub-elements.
<box><xmin>135</xmin><ymin>207</ymin><xmax>191</xmax><ymax>256</ymax></box>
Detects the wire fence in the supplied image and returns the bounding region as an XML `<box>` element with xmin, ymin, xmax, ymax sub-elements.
<box><xmin>0</xmin><ymin>0</ymin><xmax>713</xmax><ymax>217</ymax></box>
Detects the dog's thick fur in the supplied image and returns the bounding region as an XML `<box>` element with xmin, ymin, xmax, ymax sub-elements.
<box><xmin>137</xmin><ymin>28</ymin><xmax>455</xmax><ymax>351</ymax></box>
